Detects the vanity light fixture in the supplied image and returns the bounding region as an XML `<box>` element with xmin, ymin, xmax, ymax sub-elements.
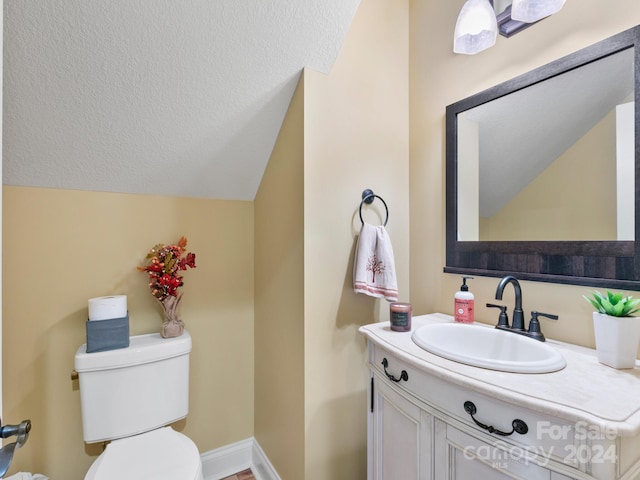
<box><xmin>511</xmin><ymin>0</ymin><xmax>565</xmax><ymax>23</ymax></box>
<box><xmin>454</xmin><ymin>0</ymin><xmax>566</xmax><ymax>55</ymax></box>
<box><xmin>453</xmin><ymin>0</ymin><xmax>498</xmax><ymax>55</ymax></box>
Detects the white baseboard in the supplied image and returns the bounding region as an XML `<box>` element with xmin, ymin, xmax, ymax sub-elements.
<box><xmin>200</xmin><ymin>437</ymin><xmax>280</xmax><ymax>480</ymax></box>
<box><xmin>250</xmin><ymin>440</ymin><xmax>281</xmax><ymax>480</ymax></box>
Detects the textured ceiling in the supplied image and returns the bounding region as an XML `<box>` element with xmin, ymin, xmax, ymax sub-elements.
<box><xmin>3</xmin><ymin>0</ymin><xmax>360</xmax><ymax>200</ymax></box>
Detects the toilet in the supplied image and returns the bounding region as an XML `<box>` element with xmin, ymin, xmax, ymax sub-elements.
<box><xmin>74</xmin><ymin>330</ymin><xmax>203</xmax><ymax>480</ymax></box>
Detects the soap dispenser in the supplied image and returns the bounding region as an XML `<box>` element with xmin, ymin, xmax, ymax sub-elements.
<box><xmin>454</xmin><ymin>276</ymin><xmax>474</xmax><ymax>323</ymax></box>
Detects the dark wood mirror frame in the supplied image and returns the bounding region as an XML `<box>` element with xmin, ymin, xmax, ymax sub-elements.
<box><xmin>445</xmin><ymin>25</ymin><xmax>640</xmax><ymax>291</ymax></box>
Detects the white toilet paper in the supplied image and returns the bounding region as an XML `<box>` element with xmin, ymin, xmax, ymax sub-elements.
<box><xmin>88</xmin><ymin>295</ymin><xmax>127</xmax><ymax>321</ymax></box>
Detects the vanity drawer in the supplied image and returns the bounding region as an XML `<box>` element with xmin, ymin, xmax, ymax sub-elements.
<box><xmin>370</xmin><ymin>345</ymin><xmax>586</xmax><ymax>470</ymax></box>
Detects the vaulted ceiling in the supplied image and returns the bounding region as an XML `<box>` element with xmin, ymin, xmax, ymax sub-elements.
<box><xmin>3</xmin><ymin>0</ymin><xmax>361</xmax><ymax>200</ymax></box>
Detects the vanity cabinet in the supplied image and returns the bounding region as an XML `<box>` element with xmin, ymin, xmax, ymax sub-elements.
<box><xmin>361</xmin><ymin>314</ymin><xmax>640</xmax><ymax>480</ymax></box>
<box><xmin>370</xmin><ymin>372</ymin><xmax>432</xmax><ymax>479</ymax></box>
<box><xmin>435</xmin><ymin>420</ymin><xmax>573</xmax><ymax>480</ymax></box>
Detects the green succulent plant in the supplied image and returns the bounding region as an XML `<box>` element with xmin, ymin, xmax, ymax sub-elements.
<box><xmin>584</xmin><ymin>290</ymin><xmax>640</xmax><ymax>317</ymax></box>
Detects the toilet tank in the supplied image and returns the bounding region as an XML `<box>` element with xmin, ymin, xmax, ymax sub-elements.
<box><xmin>74</xmin><ymin>330</ymin><xmax>192</xmax><ymax>443</ymax></box>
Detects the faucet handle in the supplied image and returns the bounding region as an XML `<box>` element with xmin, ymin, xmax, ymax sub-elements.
<box><xmin>486</xmin><ymin>303</ymin><xmax>509</xmax><ymax>328</ymax></box>
<box><xmin>528</xmin><ymin>311</ymin><xmax>558</xmax><ymax>342</ymax></box>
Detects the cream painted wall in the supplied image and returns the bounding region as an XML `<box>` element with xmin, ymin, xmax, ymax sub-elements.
<box><xmin>255</xmin><ymin>0</ymin><xmax>409</xmax><ymax>478</ymax></box>
<box><xmin>2</xmin><ymin>187</ymin><xmax>254</xmax><ymax>478</ymax></box>
<box><xmin>1</xmin><ymin>0</ymin><xmax>4</xmax><ymax>415</ymax></box>
<box><xmin>303</xmin><ymin>0</ymin><xmax>409</xmax><ymax>477</ymax></box>
<box><xmin>254</xmin><ymin>77</ymin><xmax>306</xmax><ymax>480</ymax></box>
<box><xmin>410</xmin><ymin>0</ymin><xmax>640</xmax><ymax>349</ymax></box>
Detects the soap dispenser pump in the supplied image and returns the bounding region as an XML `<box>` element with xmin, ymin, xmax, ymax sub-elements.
<box><xmin>454</xmin><ymin>276</ymin><xmax>474</xmax><ymax>323</ymax></box>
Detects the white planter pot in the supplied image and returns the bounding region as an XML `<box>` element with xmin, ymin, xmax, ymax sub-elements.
<box><xmin>592</xmin><ymin>312</ymin><xmax>640</xmax><ymax>369</ymax></box>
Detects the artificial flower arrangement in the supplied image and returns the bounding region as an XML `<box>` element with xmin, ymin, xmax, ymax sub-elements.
<box><xmin>138</xmin><ymin>236</ymin><xmax>196</xmax><ymax>337</ymax></box>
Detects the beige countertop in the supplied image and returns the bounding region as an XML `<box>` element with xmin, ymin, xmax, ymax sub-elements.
<box><xmin>359</xmin><ymin>313</ymin><xmax>640</xmax><ymax>436</ymax></box>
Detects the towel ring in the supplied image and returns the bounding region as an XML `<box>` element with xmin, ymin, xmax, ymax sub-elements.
<box><xmin>359</xmin><ymin>189</ymin><xmax>389</xmax><ymax>226</ymax></box>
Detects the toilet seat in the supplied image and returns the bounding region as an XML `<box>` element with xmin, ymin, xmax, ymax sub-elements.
<box><xmin>84</xmin><ymin>427</ymin><xmax>203</xmax><ymax>480</ymax></box>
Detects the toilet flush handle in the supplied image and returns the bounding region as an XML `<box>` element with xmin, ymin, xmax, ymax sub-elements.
<box><xmin>0</xmin><ymin>419</ymin><xmax>31</xmax><ymax>479</ymax></box>
<box><xmin>0</xmin><ymin>419</ymin><xmax>31</xmax><ymax>444</ymax></box>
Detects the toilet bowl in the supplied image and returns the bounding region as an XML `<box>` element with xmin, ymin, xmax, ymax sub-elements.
<box><xmin>74</xmin><ymin>331</ymin><xmax>202</xmax><ymax>480</ymax></box>
<box><xmin>84</xmin><ymin>427</ymin><xmax>202</xmax><ymax>480</ymax></box>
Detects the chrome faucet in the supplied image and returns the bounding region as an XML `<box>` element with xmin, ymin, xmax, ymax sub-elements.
<box><xmin>495</xmin><ymin>275</ymin><xmax>525</xmax><ymax>331</ymax></box>
<box><xmin>490</xmin><ymin>275</ymin><xmax>558</xmax><ymax>342</ymax></box>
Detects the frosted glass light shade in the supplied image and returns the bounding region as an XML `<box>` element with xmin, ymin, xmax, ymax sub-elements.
<box><xmin>511</xmin><ymin>0</ymin><xmax>566</xmax><ymax>23</ymax></box>
<box><xmin>453</xmin><ymin>0</ymin><xmax>498</xmax><ymax>55</ymax></box>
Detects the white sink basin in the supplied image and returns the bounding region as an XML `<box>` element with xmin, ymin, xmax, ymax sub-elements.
<box><xmin>411</xmin><ymin>323</ymin><xmax>566</xmax><ymax>373</ymax></box>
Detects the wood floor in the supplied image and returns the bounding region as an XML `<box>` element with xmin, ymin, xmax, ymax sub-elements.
<box><xmin>220</xmin><ymin>468</ymin><xmax>256</xmax><ymax>480</ymax></box>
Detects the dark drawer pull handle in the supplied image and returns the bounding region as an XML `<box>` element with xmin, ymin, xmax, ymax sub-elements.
<box><xmin>463</xmin><ymin>401</ymin><xmax>528</xmax><ymax>436</ymax></box>
<box><xmin>382</xmin><ymin>358</ymin><xmax>408</xmax><ymax>383</ymax></box>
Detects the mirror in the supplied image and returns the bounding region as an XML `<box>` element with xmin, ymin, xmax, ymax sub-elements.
<box><xmin>459</xmin><ymin>47</ymin><xmax>634</xmax><ymax>242</ymax></box>
<box><xmin>445</xmin><ymin>25</ymin><xmax>640</xmax><ymax>290</ymax></box>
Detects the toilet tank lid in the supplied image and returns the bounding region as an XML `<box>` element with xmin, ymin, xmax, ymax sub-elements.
<box><xmin>75</xmin><ymin>330</ymin><xmax>192</xmax><ymax>372</ymax></box>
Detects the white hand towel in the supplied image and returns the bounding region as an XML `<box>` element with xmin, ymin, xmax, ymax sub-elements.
<box><xmin>353</xmin><ymin>222</ymin><xmax>398</xmax><ymax>302</ymax></box>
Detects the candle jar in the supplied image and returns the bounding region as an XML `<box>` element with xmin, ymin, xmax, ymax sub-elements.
<box><xmin>390</xmin><ymin>302</ymin><xmax>412</xmax><ymax>332</ymax></box>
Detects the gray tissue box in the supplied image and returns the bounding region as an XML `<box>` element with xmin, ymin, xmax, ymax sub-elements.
<box><xmin>86</xmin><ymin>314</ymin><xmax>130</xmax><ymax>353</ymax></box>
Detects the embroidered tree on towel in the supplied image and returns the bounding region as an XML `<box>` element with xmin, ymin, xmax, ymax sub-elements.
<box><xmin>366</xmin><ymin>254</ymin><xmax>385</xmax><ymax>283</ymax></box>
